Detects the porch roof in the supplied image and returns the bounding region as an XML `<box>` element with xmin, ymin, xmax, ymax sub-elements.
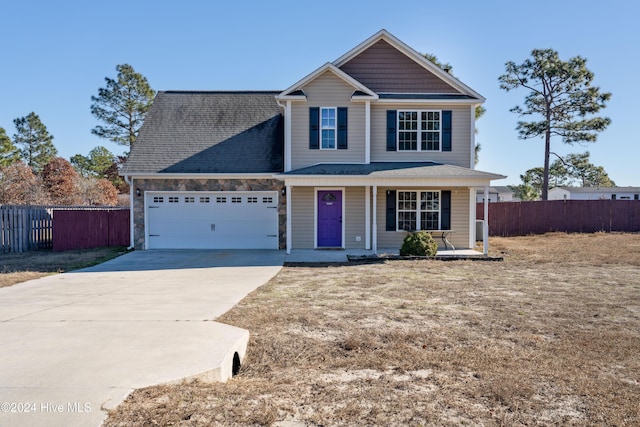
<box><xmin>279</xmin><ymin>162</ymin><xmax>506</xmax><ymax>187</ymax></box>
<box><xmin>283</xmin><ymin>162</ymin><xmax>503</xmax><ymax>178</ymax></box>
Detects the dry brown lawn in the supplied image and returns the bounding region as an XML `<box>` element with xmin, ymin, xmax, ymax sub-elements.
<box><xmin>105</xmin><ymin>233</ymin><xmax>640</xmax><ymax>426</ymax></box>
<box><xmin>0</xmin><ymin>247</ymin><xmax>128</xmax><ymax>288</ymax></box>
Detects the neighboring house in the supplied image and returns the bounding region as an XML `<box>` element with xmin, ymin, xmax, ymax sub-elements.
<box><xmin>548</xmin><ymin>187</ymin><xmax>640</xmax><ymax>201</ymax></box>
<box><xmin>475</xmin><ymin>186</ymin><xmax>514</xmax><ymax>203</ymax></box>
<box><xmin>121</xmin><ymin>30</ymin><xmax>505</xmax><ymax>253</ymax></box>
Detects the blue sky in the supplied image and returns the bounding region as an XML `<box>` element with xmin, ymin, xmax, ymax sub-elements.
<box><xmin>1</xmin><ymin>0</ymin><xmax>638</xmax><ymax>186</ymax></box>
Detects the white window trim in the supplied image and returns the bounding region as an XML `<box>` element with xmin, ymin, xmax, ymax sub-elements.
<box><xmin>397</xmin><ymin>110</ymin><xmax>442</xmax><ymax>152</ymax></box>
<box><xmin>396</xmin><ymin>190</ymin><xmax>441</xmax><ymax>232</ymax></box>
<box><xmin>320</xmin><ymin>107</ymin><xmax>337</xmax><ymax>150</ymax></box>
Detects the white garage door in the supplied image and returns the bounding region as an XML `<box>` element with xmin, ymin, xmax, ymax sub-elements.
<box><xmin>146</xmin><ymin>191</ymin><xmax>279</xmax><ymax>249</ymax></box>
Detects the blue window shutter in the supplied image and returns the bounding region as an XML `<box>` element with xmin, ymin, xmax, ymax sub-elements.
<box><xmin>441</xmin><ymin>190</ymin><xmax>451</xmax><ymax>230</ymax></box>
<box><xmin>309</xmin><ymin>107</ymin><xmax>319</xmax><ymax>149</ymax></box>
<box><xmin>442</xmin><ymin>110</ymin><xmax>452</xmax><ymax>152</ymax></box>
<box><xmin>337</xmin><ymin>107</ymin><xmax>348</xmax><ymax>149</ymax></box>
<box><xmin>386</xmin><ymin>110</ymin><xmax>397</xmax><ymax>151</ymax></box>
<box><xmin>386</xmin><ymin>190</ymin><xmax>396</xmax><ymax>231</ymax></box>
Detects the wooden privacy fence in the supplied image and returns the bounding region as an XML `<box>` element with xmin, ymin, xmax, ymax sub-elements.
<box><xmin>477</xmin><ymin>200</ymin><xmax>640</xmax><ymax>237</ymax></box>
<box><xmin>53</xmin><ymin>209</ymin><xmax>130</xmax><ymax>252</ymax></box>
<box><xmin>0</xmin><ymin>205</ymin><xmax>54</xmax><ymax>252</ymax></box>
<box><xmin>0</xmin><ymin>205</ymin><xmax>129</xmax><ymax>253</ymax></box>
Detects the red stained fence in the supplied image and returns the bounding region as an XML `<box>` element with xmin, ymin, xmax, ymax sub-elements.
<box><xmin>53</xmin><ymin>209</ymin><xmax>130</xmax><ymax>251</ymax></box>
<box><xmin>477</xmin><ymin>200</ymin><xmax>640</xmax><ymax>237</ymax></box>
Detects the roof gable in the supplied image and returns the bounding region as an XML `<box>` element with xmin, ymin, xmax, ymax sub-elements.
<box><xmin>335</xmin><ymin>30</ymin><xmax>484</xmax><ymax>100</ymax></box>
<box><xmin>121</xmin><ymin>91</ymin><xmax>283</xmax><ymax>174</ymax></box>
<box><xmin>278</xmin><ymin>63</ymin><xmax>377</xmax><ymax>100</ymax></box>
<box><xmin>339</xmin><ymin>39</ymin><xmax>460</xmax><ymax>94</ymax></box>
<box><xmin>277</xmin><ymin>30</ymin><xmax>483</xmax><ymax>102</ymax></box>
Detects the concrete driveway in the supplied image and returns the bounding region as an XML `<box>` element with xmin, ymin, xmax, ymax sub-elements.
<box><xmin>0</xmin><ymin>250</ymin><xmax>284</xmax><ymax>427</ymax></box>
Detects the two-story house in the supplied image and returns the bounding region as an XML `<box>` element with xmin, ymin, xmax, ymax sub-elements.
<box><xmin>121</xmin><ymin>30</ymin><xmax>505</xmax><ymax>254</ymax></box>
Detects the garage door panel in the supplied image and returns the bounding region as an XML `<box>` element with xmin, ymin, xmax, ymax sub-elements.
<box><xmin>147</xmin><ymin>191</ymin><xmax>278</xmax><ymax>249</ymax></box>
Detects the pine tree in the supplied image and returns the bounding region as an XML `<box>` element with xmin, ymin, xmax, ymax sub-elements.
<box><xmin>91</xmin><ymin>64</ymin><xmax>155</xmax><ymax>148</ymax></box>
<box><xmin>499</xmin><ymin>49</ymin><xmax>611</xmax><ymax>199</ymax></box>
<box><xmin>0</xmin><ymin>127</ymin><xmax>20</xmax><ymax>166</ymax></box>
<box><xmin>12</xmin><ymin>112</ymin><xmax>57</xmax><ymax>174</ymax></box>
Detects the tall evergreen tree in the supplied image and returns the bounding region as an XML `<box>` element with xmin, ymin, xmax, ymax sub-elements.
<box><xmin>91</xmin><ymin>64</ymin><xmax>155</xmax><ymax>148</ymax></box>
<box><xmin>499</xmin><ymin>49</ymin><xmax>611</xmax><ymax>199</ymax></box>
<box><xmin>12</xmin><ymin>112</ymin><xmax>57</xmax><ymax>174</ymax></box>
<box><xmin>0</xmin><ymin>127</ymin><xmax>20</xmax><ymax>166</ymax></box>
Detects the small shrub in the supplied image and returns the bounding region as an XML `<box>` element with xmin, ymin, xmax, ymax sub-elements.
<box><xmin>400</xmin><ymin>231</ymin><xmax>438</xmax><ymax>257</ymax></box>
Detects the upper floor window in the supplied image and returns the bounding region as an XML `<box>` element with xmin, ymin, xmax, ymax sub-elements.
<box><xmin>387</xmin><ymin>110</ymin><xmax>451</xmax><ymax>152</ymax></box>
<box><xmin>309</xmin><ymin>107</ymin><xmax>348</xmax><ymax>150</ymax></box>
<box><xmin>321</xmin><ymin>107</ymin><xmax>336</xmax><ymax>150</ymax></box>
<box><xmin>398</xmin><ymin>110</ymin><xmax>441</xmax><ymax>151</ymax></box>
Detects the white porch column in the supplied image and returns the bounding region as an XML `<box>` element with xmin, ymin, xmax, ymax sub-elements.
<box><xmin>365</xmin><ymin>186</ymin><xmax>371</xmax><ymax>250</ymax></box>
<box><xmin>286</xmin><ymin>185</ymin><xmax>292</xmax><ymax>254</ymax></box>
<box><xmin>365</xmin><ymin>101</ymin><xmax>371</xmax><ymax>164</ymax></box>
<box><xmin>372</xmin><ymin>185</ymin><xmax>378</xmax><ymax>254</ymax></box>
<box><xmin>469</xmin><ymin>187</ymin><xmax>476</xmax><ymax>249</ymax></box>
<box><xmin>483</xmin><ymin>185</ymin><xmax>489</xmax><ymax>255</ymax></box>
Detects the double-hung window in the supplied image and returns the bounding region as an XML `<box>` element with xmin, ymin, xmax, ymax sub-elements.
<box><xmin>397</xmin><ymin>190</ymin><xmax>440</xmax><ymax>231</ymax></box>
<box><xmin>310</xmin><ymin>107</ymin><xmax>348</xmax><ymax>150</ymax></box>
<box><xmin>397</xmin><ymin>110</ymin><xmax>441</xmax><ymax>151</ymax></box>
<box><xmin>320</xmin><ymin>107</ymin><xmax>336</xmax><ymax>149</ymax></box>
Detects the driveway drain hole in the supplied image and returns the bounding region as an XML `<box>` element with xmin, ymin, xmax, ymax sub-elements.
<box><xmin>232</xmin><ymin>352</ymin><xmax>241</xmax><ymax>376</ymax></box>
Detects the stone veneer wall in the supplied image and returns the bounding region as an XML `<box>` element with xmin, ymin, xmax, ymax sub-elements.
<box><xmin>132</xmin><ymin>178</ymin><xmax>286</xmax><ymax>250</ymax></box>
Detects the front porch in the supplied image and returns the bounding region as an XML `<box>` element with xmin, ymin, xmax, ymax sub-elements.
<box><xmin>284</xmin><ymin>248</ymin><xmax>485</xmax><ymax>263</ymax></box>
<box><xmin>280</xmin><ymin>162</ymin><xmax>504</xmax><ymax>257</ymax></box>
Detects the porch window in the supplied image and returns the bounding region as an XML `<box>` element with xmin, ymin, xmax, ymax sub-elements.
<box><xmin>397</xmin><ymin>190</ymin><xmax>440</xmax><ymax>231</ymax></box>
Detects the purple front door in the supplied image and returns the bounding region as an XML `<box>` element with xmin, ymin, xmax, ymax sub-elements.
<box><xmin>317</xmin><ymin>190</ymin><xmax>342</xmax><ymax>247</ymax></box>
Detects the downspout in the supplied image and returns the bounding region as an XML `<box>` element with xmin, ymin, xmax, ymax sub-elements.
<box><xmin>123</xmin><ymin>175</ymin><xmax>135</xmax><ymax>250</ymax></box>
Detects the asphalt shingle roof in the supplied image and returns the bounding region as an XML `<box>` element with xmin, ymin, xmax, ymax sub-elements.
<box><xmin>283</xmin><ymin>162</ymin><xmax>504</xmax><ymax>179</ymax></box>
<box><xmin>121</xmin><ymin>91</ymin><xmax>283</xmax><ymax>174</ymax></box>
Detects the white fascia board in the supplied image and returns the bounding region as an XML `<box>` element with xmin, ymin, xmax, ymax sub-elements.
<box><xmin>278</xmin><ymin>63</ymin><xmax>377</xmax><ymax>98</ymax></box>
<box><xmin>123</xmin><ymin>173</ymin><xmax>278</xmax><ymax>180</ymax></box>
<box><xmin>280</xmin><ymin>176</ymin><xmax>506</xmax><ymax>187</ymax></box>
<box><xmin>276</xmin><ymin>94</ymin><xmax>307</xmax><ymax>101</ymax></box>
<box><xmin>333</xmin><ymin>29</ymin><xmax>486</xmax><ymax>102</ymax></box>
<box><xmin>352</xmin><ymin>94</ymin><xmax>379</xmax><ymax>101</ymax></box>
<box><xmin>375</xmin><ymin>97</ymin><xmax>481</xmax><ymax>105</ymax></box>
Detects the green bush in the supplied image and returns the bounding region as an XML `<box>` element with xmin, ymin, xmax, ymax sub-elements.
<box><xmin>400</xmin><ymin>231</ymin><xmax>438</xmax><ymax>257</ymax></box>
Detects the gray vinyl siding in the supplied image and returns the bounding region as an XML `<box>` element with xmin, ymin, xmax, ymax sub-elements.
<box><xmin>291</xmin><ymin>71</ymin><xmax>366</xmax><ymax>170</ymax></box>
<box><xmin>371</xmin><ymin>104</ymin><xmax>472</xmax><ymax>168</ymax></box>
<box><xmin>376</xmin><ymin>187</ymin><xmax>471</xmax><ymax>250</ymax></box>
<box><xmin>291</xmin><ymin>187</ymin><xmax>314</xmax><ymax>248</ymax></box>
<box><xmin>344</xmin><ymin>187</ymin><xmax>366</xmax><ymax>249</ymax></box>
<box><xmin>339</xmin><ymin>40</ymin><xmax>460</xmax><ymax>94</ymax></box>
